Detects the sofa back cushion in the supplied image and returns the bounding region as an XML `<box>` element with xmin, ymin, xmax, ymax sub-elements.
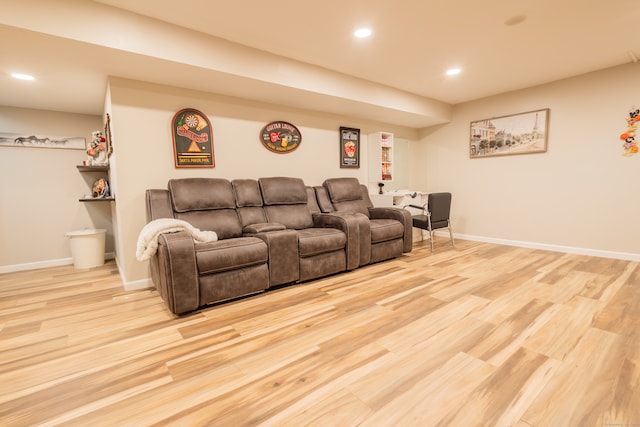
<box><xmin>323</xmin><ymin>177</ymin><xmax>370</xmax><ymax>217</ymax></box>
<box><xmin>232</xmin><ymin>179</ymin><xmax>267</xmax><ymax>227</ymax></box>
<box><xmin>259</xmin><ymin>177</ymin><xmax>314</xmax><ymax>229</ymax></box>
<box><xmin>360</xmin><ymin>184</ymin><xmax>375</xmax><ymax>209</ymax></box>
<box><xmin>168</xmin><ymin>178</ymin><xmax>242</xmax><ymax>239</ymax></box>
<box><xmin>306</xmin><ymin>186</ymin><xmax>321</xmax><ymax>214</ymax></box>
<box><xmin>313</xmin><ymin>186</ymin><xmax>335</xmax><ymax>213</ymax></box>
<box><xmin>146</xmin><ymin>189</ymin><xmax>175</xmax><ymax>221</ymax></box>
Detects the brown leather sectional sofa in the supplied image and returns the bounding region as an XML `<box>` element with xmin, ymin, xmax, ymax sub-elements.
<box><xmin>145</xmin><ymin>176</ymin><xmax>412</xmax><ymax>315</ymax></box>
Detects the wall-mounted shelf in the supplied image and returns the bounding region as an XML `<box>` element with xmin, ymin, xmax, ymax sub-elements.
<box><xmin>78</xmin><ymin>196</ymin><xmax>115</xmax><ymax>202</ymax></box>
<box><xmin>77</xmin><ymin>164</ymin><xmax>114</xmax><ymax>202</ymax></box>
<box><xmin>76</xmin><ymin>165</ymin><xmax>109</xmax><ymax>172</ymax></box>
<box><xmin>368</xmin><ymin>131</ymin><xmax>394</xmax><ymax>183</ymax></box>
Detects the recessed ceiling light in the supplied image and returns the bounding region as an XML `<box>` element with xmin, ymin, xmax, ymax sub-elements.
<box><xmin>11</xmin><ymin>73</ymin><xmax>35</xmax><ymax>81</ymax></box>
<box><xmin>446</xmin><ymin>68</ymin><xmax>461</xmax><ymax>76</ymax></box>
<box><xmin>354</xmin><ymin>28</ymin><xmax>372</xmax><ymax>38</ymax></box>
<box><xmin>504</xmin><ymin>14</ymin><xmax>527</xmax><ymax>26</ymax></box>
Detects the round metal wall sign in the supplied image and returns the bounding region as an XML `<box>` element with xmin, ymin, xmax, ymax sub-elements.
<box><xmin>259</xmin><ymin>121</ymin><xmax>302</xmax><ymax>153</ymax></box>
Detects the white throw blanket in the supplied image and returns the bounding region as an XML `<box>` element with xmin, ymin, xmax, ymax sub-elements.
<box><xmin>136</xmin><ymin>218</ymin><xmax>218</xmax><ymax>261</ymax></box>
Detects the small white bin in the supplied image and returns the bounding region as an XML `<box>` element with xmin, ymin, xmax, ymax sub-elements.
<box><xmin>65</xmin><ymin>228</ymin><xmax>106</xmax><ymax>269</ymax></box>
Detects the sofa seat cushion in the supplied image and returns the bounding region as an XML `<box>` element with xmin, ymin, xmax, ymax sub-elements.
<box><xmin>195</xmin><ymin>237</ymin><xmax>267</xmax><ymax>275</ymax></box>
<box><xmin>370</xmin><ymin>219</ymin><xmax>404</xmax><ymax>244</ymax></box>
<box><xmin>297</xmin><ymin>228</ymin><xmax>347</xmax><ymax>258</ymax></box>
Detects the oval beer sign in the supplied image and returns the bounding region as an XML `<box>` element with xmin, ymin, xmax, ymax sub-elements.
<box><xmin>260</xmin><ymin>121</ymin><xmax>302</xmax><ymax>154</ymax></box>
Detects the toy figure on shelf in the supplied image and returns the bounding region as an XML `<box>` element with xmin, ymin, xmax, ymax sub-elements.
<box><xmin>92</xmin><ymin>178</ymin><xmax>110</xmax><ymax>198</ymax></box>
<box><xmin>87</xmin><ymin>130</ymin><xmax>108</xmax><ymax>165</ymax></box>
<box><xmin>619</xmin><ymin>106</ymin><xmax>639</xmax><ymax>157</ymax></box>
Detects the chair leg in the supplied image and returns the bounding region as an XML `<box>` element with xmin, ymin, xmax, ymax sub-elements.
<box><xmin>448</xmin><ymin>223</ymin><xmax>455</xmax><ymax>248</ymax></box>
<box><xmin>429</xmin><ymin>229</ymin><xmax>434</xmax><ymax>252</ymax></box>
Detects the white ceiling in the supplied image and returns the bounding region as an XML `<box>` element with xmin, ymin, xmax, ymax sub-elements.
<box><xmin>1</xmin><ymin>0</ymin><xmax>639</xmax><ymax>128</ymax></box>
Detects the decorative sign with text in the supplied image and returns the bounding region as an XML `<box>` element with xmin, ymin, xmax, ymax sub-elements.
<box><xmin>339</xmin><ymin>126</ymin><xmax>360</xmax><ymax>168</ymax></box>
<box><xmin>260</xmin><ymin>121</ymin><xmax>302</xmax><ymax>154</ymax></box>
<box><xmin>172</xmin><ymin>108</ymin><xmax>214</xmax><ymax>168</ymax></box>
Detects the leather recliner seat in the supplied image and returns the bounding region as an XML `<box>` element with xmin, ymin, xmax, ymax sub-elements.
<box><xmin>145</xmin><ymin>176</ymin><xmax>411</xmax><ymax>315</ymax></box>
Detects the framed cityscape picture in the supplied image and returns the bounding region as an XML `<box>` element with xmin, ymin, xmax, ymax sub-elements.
<box><xmin>469</xmin><ymin>108</ymin><xmax>549</xmax><ymax>158</ymax></box>
<box><xmin>339</xmin><ymin>126</ymin><xmax>360</xmax><ymax>168</ymax></box>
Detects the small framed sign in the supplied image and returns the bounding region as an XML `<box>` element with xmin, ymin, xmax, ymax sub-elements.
<box><xmin>260</xmin><ymin>121</ymin><xmax>302</xmax><ymax>153</ymax></box>
<box><xmin>339</xmin><ymin>127</ymin><xmax>360</xmax><ymax>168</ymax></box>
<box><xmin>171</xmin><ymin>108</ymin><xmax>214</xmax><ymax>168</ymax></box>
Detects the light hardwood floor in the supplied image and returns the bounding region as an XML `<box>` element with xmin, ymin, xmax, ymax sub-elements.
<box><xmin>1</xmin><ymin>238</ymin><xmax>639</xmax><ymax>426</ymax></box>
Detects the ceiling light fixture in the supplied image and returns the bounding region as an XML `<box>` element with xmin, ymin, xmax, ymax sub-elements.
<box><xmin>11</xmin><ymin>73</ymin><xmax>35</xmax><ymax>81</ymax></box>
<box><xmin>354</xmin><ymin>28</ymin><xmax>372</xmax><ymax>38</ymax></box>
<box><xmin>446</xmin><ymin>68</ymin><xmax>461</xmax><ymax>76</ymax></box>
<box><xmin>504</xmin><ymin>15</ymin><xmax>527</xmax><ymax>26</ymax></box>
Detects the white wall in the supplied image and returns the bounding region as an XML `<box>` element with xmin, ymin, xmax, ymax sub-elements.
<box><xmin>412</xmin><ymin>62</ymin><xmax>640</xmax><ymax>259</ymax></box>
<box><xmin>107</xmin><ymin>78</ymin><xmax>418</xmax><ymax>286</ymax></box>
<box><xmin>0</xmin><ymin>107</ymin><xmax>112</xmax><ymax>271</ymax></box>
<box><xmin>5</xmin><ymin>62</ymin><xmax>638</xmax><ymax>281</ymax></box>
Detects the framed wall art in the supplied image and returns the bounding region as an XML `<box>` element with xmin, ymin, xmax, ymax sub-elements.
<box><xmin>339</xmin><ymin>126</ymin><xmax>360</xmax><ymax>168</ymax></box>
<box><xmin>0</xmin><ymin>132</ymin><xmax>85</xmax><ymax>150</ymax></box>
<box><xmin>260</xmin><ymin>121</ymin><xmax>301</xmax><ymax>153</ymax></box>
<box><xmin>171</xmin><ymin>108</ymin><xmax>214</xmax><ymax>168</ymax></box>
<box><xmin>470</xmin><ymin>108</ymin><xmax>549</xmax><ymax>158</ymax></box>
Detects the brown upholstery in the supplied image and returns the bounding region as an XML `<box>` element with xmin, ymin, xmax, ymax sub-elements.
<box><xmin>195</xmin><ymin>238</ymin><xmax>267</xmax><ymax>274</ymax></box>
<box><xmin>313</xmin><ymin>185</ymin><xmax>335</xmax><ymax>213</ymax></box>
<box><xmin>232</xmin><ymin>179</ymin><xmax>268</xmax><ymax>227</ymax></box>
<box><xmin>259</xmin><ymin>177</ymin><xmax>348</xmax><ymax>280</ymax></box>
<box><xmin>323</xmin><ymin>178</ymin><xmax>370</xmax><ymax>216</ymax></box>
<box><xmin>322</xmin><ymin>177</ymin><xmax>412</xmax><ymax>264</ymax></box>
<box><xmin>146</xmin><ymin>189</ymin><xmax>173</xmax><ymax>221</ymax></box>
<box><xmin>169</xmin><ymin>178</ymin><xmax>235</xmax><ymax>212</ymax></box>
<box><xmin>259</xmin><ymin>177</ymin><xmax>315</xmax><ymax>230</ymax></box>
<box><xmin>146</xmin><ymin>178</ymin><xmax>269</xmax><ymax>315</ymax></box>
<box><xmin>144</xmin><ymin>176</ymin><xmax>411</xmax><ymax>315</ymax></box>
<box><xmin>306</xmin><ymin>186</ymin><xmax>321</xmax><ymax>214</ymax></box>
<box><xmin>169</xmin><ymin>178</ymin><xmax>242</xmax><ymax>239</ymax></box>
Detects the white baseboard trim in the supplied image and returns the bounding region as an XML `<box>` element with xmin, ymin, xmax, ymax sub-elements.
<box><xmin>0</xmin><ymin>257</ymin><xmax>73</xmax><ymax>274</ymax></box>
<box><xmin>451</xmin><ymin>233</ymin><xmax>640</xmax><ymax>262</ymax></box>
<box><xmin>0</xmin><ymin>252</ymin><xmax>116</xmax><ymax>274</ymax></box>
<box><xmin>108</xmin><ymin>257</ymin><xmax>153</xmax><ymax>291</ymax></box>
<box><xmin>124</xmin><ymin>278</ymin><xmax>153</xmax><ymax>291</ymax></box>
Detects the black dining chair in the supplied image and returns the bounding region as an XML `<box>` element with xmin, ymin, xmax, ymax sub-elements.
<box><xmin>407</xmin><ymin>192</ymin><xmax>455</xmax><ymax>252</ymax></box>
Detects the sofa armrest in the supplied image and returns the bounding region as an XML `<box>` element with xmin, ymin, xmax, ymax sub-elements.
<box><xmin>369</xmin><ymin>207</ymin><xmax>413</xmax><ymax>253</ymax></box>
<box><xmin>152</xmin><ymin>231</ymin><xmax>199</xmax><ymax>315</ymax></box>
<box><xmin>249</xmin><ymin>229</ymin><xmax>299</xmax><ymax>286</ymax></box>
<box><xmin>312</xmin><ymin>212</ymin><xmax>362</xmax><ymax>270</ymax></box>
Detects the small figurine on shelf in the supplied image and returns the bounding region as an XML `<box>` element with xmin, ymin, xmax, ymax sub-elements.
<box><xmin>378</xmin><ymin>182</ymin><xmax>385</xmax><ymax>195</ymax></box>
<box><xmin>87</xmin><ymin>130</ymin><xmax>108</xmax><ymax>166</ymax></box>
<box><xmin>92</xmin><ymin>178</ymin><xmax>110</xmax><ymax>199</ymax></box>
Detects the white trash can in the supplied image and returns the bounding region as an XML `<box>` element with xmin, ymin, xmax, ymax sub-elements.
<box><xmin>65</xmin><ymin>228</ymin><xmax>106</xmax><ymax>269</ymax></box>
